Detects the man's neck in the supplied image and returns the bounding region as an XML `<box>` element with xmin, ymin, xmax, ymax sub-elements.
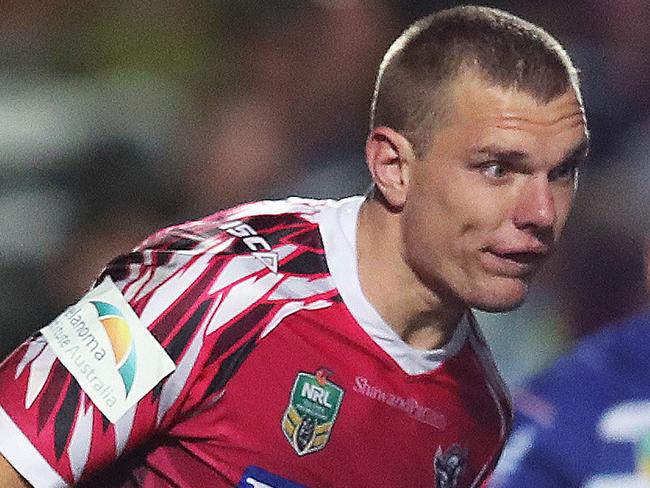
<box><xmin>356</xmin><ymin>198</ymin><xmax>467</xmax><ymax>350</ymax></box>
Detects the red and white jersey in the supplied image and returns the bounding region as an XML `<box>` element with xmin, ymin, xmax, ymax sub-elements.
<box><xmin>0</xmin><ymin>196</ymin><xmax>511</xmax><ymax>488</ymax></box>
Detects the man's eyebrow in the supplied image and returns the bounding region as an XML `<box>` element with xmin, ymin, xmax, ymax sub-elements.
<box><xmin>474</xmin><ymin>145</ymin><xmax>529</xmax><ymax>163</ymax></box>
<box><xmin>474</xmin><ymin>138</ymin><xmax>590</xmax><ymax>165</ymax></box>
<box><xmin>561</xmin><ymin>138</ymin><xmax>590</xmax><ymax>165</ymax></box>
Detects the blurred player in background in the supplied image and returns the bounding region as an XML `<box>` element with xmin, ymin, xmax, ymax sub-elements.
<box><xmin>0</xmin><ymin>6</ymin><xmax>588</xmax><ymax>487</ymax></box>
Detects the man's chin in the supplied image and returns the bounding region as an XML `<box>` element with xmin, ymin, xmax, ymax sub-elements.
<box><xmin>469</xmin><ymin>279</ymin><xmax>529</xmax><ymax>313</ymax></box>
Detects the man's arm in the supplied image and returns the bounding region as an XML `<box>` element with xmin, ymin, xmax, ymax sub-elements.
<box><xmin>0</xmin><ymin>454</ymin><xmax>30</xmax><ymax>488</ymax></box>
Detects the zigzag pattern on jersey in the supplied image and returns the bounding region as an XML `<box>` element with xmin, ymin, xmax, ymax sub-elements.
<box><xmin>13</xmin><ymin>200</ymin><xmax>340</xmax><ymax>479</ymax></box>
<box><xmin>136</xmin><ymin>209</ymin><xmax>338</xmax><ymax>410</ymax></box>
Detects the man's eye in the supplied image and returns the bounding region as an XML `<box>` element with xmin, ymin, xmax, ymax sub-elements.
<box><xmin>481</xmin><ymin>163</ymin><xmax>508</xmax><ymax>179</ymax></box>
<box><xmin>550</xmin><ymin>163</ymin><xmax>578</xmax><ymax>182</ymax></box>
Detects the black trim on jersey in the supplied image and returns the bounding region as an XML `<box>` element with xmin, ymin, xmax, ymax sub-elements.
<box><xmin>166</xmin><ymin>237</ymin><xmax>202</xmax><ymax>252</ymax></box>
<box><xmin>152</xmin><ymin>377</ymin><xmax>165</xmax><ymax>402</ymax></box>
<box><xmin>228</xmin><ymin>239</ymin><xmax>260</xmax><ymax>255</ymax></box>
<box><xmin>281</xmin><ymin>223</ymin><xmax>327</xmax><ymax>251</ymax></box>
<box><xmin>100</xmin><ymin>252</ymin><xmax>144</xmax><ymax>283</ymax></box>
<box><xmin>279</xmin><ymin>250</ymin><xmax>329</xmax><ymax>275</ymax></box>
<box><xmin>206</xmin><ymin>303</ymin><xmax>273</xmax><ymax>367</ymax></box>
<box><xmin>149</xmin><ymin>260</ymin><xmax>225</xmax><ymax>342</ymax></box>
<box><xmin>166</xmin><ymin>299</ymin><xmax>212</xmax><ymax>363</ymax></box>
<box><xmin>54</xmin><ymin>380</ymin><xmax>81</xmax><ymax>459</ymax></box>
<box><xmin>145</xmin><ymin>229</ymin><xmax>208</xmax><ymax>254</ymax></box>
<box><xmin>244</xmin><ymin>215</ymin><xmax>305</xmax><ymax>237</ymax></box>
<box><xmin>203</xmin><ymin>334</ymin><xmax>258</xmax><ymax>401</ymax></box>
<box><xmin>102</xmin><ymin>411</ymin><xmax>111</xmax><ymax>432</ymax></box>
<box><xmin>265</xmin><ymin>226</ymin><xmax>306</xmax><ymax>247</ymax></box>
<box><xmin>38</xmin><ymin>361</ymin><xmax>69</xmax><ymax>433</ymax></box>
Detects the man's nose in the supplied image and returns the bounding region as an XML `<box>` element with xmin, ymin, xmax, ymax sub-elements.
<box><xmin>514</xmin><ymin>176</ymin><xmax>556</xmax><ymax>231</ymax></box>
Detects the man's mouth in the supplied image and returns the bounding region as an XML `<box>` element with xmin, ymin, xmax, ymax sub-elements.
<box><xmin>481</xmin><ymin>248</ymin><xmax>549</xmax><ymax>277</ymax></box>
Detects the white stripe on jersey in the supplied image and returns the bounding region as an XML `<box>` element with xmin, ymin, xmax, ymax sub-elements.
<box><xmin>268</xmin><ymin>275</ymin><xmax>335</xmax><ymax>301</ymax></box>
<box><xmin>25</xmin><ymin>340</ymin><xmax>57</xmax><ymax>410</ymax></box>
<box><xmin>115</xmin><ymin>399</ymin><xmax>137</xmax><ymax>457</ymax></box>
<box><xmin>207</xmin><ymin>272</ymin><xmax>284</xmax><ymax>336</ymax></box>
<box><xmin>123</xmin><ymin>249</ymin><xmax>197</xmax><ymax>304</ymax></box>
<box><xmin>207</xmin><ymin>244</ymin><xmax>296</xmax><ymax>296</ymax></box>
<box><xmin>68</xmin><ymin>395</ymin><xmax>93</xmax><ymax>483</ymax></box>
<box><xmin>157</xmin><ymin>319</ymin><xmax>210</xmax><ymax>425</ymax></box>
<box><xmin>124</xmin><ymin>235</ymin><xmax>236</xmax><ymax>304</ymax></box>
<box><xmin>0</xmin><ymin>406</ymin><xmax>66</xmax><ymax>488</ymax></box>
<box><xmin>14</xmin><ymin>337</ymin><xmax>46</xmax><ymax>379</ymax></box>
<box><xmin>225</xmin><ymin>197</ymin><xmax>326</xmax><ymax>224</ymax></box>
<box><xmin>138</xmin><ymin>251</ymin><xmax>217</xmax><ymax>328</ymax></box>
<box><xmin>261</xmin><ymin>299</ymin><xmax>333</xmax><ymax>339</ymax></box>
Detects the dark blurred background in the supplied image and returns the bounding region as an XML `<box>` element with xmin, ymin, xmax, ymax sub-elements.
<box><xmin>1</xmin><ymin>0</ymin><xmax>648</xmax><ymax>386</ymax></box>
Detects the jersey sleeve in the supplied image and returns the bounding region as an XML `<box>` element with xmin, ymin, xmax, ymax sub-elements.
<box><xmin>0</xmin><ymin>213</ymin><xmax>308</xmax><ymax>486</ymax></box>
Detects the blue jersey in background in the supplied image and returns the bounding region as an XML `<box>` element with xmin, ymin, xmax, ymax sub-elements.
<box><xmin>490</xmin><ymin>309</ymin><xmax>650</xmax><ymax>488</ymax></box>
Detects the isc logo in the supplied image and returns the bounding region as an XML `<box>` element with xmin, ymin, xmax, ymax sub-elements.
<box><xmin>301</xmin><ymin>383</ymin><xmax>333</xmax><ymax>408</ymax></box>
<box><xmin>220</xmin><ymin>220</ymin><xmax>278</xmax><ymax>273</ymax></box>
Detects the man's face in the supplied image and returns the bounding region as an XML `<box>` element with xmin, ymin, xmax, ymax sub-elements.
<box><xmin>401</xmin><ymin>74</ymin><xmax>588</xmax><ymax>312</ymax></box>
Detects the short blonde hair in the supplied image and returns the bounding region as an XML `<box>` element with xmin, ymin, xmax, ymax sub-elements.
<box><xmin>370</xmin><ymin>6</ymin><xmax>583</xmax><ymax>158</ymax></box>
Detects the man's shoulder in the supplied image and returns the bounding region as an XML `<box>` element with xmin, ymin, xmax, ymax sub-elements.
<box><xmin>512</xmin><ymin>309</ymin><xmax>650</xmax><ymax>430</ymax></box>
<box><xmin>98</xmin><ymin>197</ymin><xmax>349</xmax><ymax>312</ymax></box>
<box><xmin>139</xmin><ymin>197</ymin><xmax>334</xmax><ymax>255</ymax></box>
<box><xmin>529</xmin><ymin>310</ymin><xmax>650</xmax><ymax>396</ymax></box>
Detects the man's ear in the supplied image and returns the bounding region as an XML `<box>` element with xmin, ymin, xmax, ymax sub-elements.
<box><xmin>365</xmin><ymin>127</ymin><xmax>416</xmax><ymax>209</ymax></box>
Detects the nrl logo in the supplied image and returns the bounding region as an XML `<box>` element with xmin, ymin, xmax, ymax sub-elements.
<box><xmin>434</xmin><ymin>444</ymin><xmax>467</xmax><ymax>488</ymax></box>
<box><xmin>282</xmin><ymin>368</ymin><xmax>344</xmax><ymax>456</ymax></box>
